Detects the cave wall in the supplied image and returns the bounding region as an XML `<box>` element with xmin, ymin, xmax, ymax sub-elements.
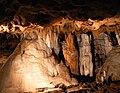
<box><xmin>0</xmin><ymin>22</ymin><xmax>120</xmax><ymax>92</ymax></box>
<box><xmin>0</xmin><ymin>0</ymin><xmax>120</xmax><ymax>92</ymax></box>
<box><xmin>0</xmin><ymin>27</ymin><xmax>119</xmax><ymax>78</ymax></box>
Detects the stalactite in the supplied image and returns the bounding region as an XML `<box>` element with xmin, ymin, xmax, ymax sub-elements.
<box><xmin>50</xmin><ymin>30</ymin><xmax>54</xmax><ymax>49</ymax></box>
<box><xmin>116</xmin><ymin>34</ymin><xmax>120</xmax><ymax>45</ymax></box>
<box><xmin>46</xmin><ymin>32</ymin><xmax>51</xmax><ymax>48</ymax></box>
<box><xmin>87</xmin><ymin>31</ymin><xmax>95</xmax><ymax>79</ymax></box>
<box><xmin>44</xmin><ymin>30</ymin><xmax>60</xmax><ymax>56</ymax></box>
<box><xmin>77</xmin><ymin>33</ymin><xmax>93</xmax><ymax>77</ymax></box>
<box><xmin>62</xmin><ymin>33</ymin><xmax>79</xmax><ymax>76</ymax></box>
<box><xmin>42</xmin><ymin>30</ymin><xmax>47</xmax><ymax>42</ymax></box>
<box><xmin>53</xmin><ymin>32</ymin><xmax>60</xmax><ymax>55</ymax></box>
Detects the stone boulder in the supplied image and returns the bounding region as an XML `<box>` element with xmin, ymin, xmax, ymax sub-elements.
<box><xmin>96</xmin><ymin>45</ymin><xmax>120</xmax><ymax>83</ymax></box>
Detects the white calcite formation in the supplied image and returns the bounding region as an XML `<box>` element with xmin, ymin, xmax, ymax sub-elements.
<box><xmin>116</xmin><ymin>34</ymin><xmax>120</xmax><ymax>45</ymax></box>
<box><xmin>0</xmin><ymin>32</ymin><xmax>77</xmax><ymax>93</ymax></box>
<box><xmin>77</xmin><ymin>34</ymin><xmax>93</xmax><ymax>77</ymax></box>
<box><xmin>45</xmin><ymin>31</ymin><xmax>60</xmax><ymax>55</ymax></box>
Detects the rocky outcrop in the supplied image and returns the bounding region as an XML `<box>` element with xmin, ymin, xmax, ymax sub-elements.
<box><xmin>0</xmin><ymin>31</ymin><xmax>78</xmax><ymax>93</ymax></box>
<box><xmin>96</xmin><ymin>45</ymin><xmax>120</xmax><ymax>83</ymax></box>
<box><xmin>94</xmin><ymin>33</ymin><xmax>112</xmax><ymax>69</ymax></box>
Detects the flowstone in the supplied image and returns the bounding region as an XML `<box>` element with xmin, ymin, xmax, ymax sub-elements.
<box><xmin>0</xmin><ymin>33</ymin><xmax>77</xmax><ymax>93</ymax></box>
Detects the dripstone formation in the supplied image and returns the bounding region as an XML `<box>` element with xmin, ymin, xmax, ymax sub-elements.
<box><xmin>0</xmin><ymin>0</ymin><xmax>120</xmax><ymax>93</ymax></box>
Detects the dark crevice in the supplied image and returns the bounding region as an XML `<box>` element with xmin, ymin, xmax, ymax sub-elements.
<box><xmin>110</xmin><ymin>31</ymin><xmax>118</xmax><ymax>46</ymax></box>
<box><xmin>58</xmin><ymin>33</ymin><xmax>65</xmax><ymax>63</ymax></box>
<box><xmin>0</xmin><ymin>32</ymin><xmax>20</xmax><ymax>68</ymax></box>
<box><xmin>87</xmin><ymin>31</ymin><xmax>95</xmax><ymax>81</ymax></box>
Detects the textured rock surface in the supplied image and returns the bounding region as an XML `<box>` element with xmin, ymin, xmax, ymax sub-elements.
<box><xmin>77</xmin><ymin>34</ymin><xmax>93</xmax><ymax>77</ymax></box>
<box><xmin>96</xmin><ymin>45</ymin><xmax>120</xmax><ymax>83</ymax></box>
<box><xmin>94</xmin><ymin>33</ymin><xmax>112</xmax><ymax>69</ymax></box>
<box><xmin>0</xmin><ymin>0</ymin><xmax>120</xmax><ymax>92</ymax></box>
<box><xmin>0</xmin><ymin>0</ymin><xmax>120</xmax><ymax>25</ymax></box>
<box><xmin>0</xmin><ymin>32</ymin><xmax>77</xmax><ymax>93</ymax></box>
<box><xmin>0</xmin><ymin>0</ymin><xmax>120</xmax><ymax>35</ymax></box>
<box><xmin>62</xmin><ymin>33</ymin><xmax>79</xmax><ymax>76</ymax></box>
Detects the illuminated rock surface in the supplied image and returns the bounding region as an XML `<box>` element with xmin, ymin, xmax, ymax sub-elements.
<box><xmin>96</xmin><ymin>45</ymin><xmax>120</xmax><ymax>83</ymax></box>
<box><xmin>0</xmin><ymin>0</ymin><xmax>120</xmax><ymax>92</ymax></box>
<box><xmin>0</xmin><ymin>32</ymin><xmax>77</xmax><ymax>93</ymax></box>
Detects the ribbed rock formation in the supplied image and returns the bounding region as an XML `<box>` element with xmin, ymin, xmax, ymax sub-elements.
<box><xmin>62</xmin><ymin>33</ymin><xmax>79</xmax><ymax>76</ymax></box>
<box><xmin>77</xmin><ymin>33</ymin><xmax>93</xmax><ymax>77</ymax></box>
<box><xmin>0</xmin><ymin>31</ymin><xmax>78</xmax><ymax>93</ymax></box>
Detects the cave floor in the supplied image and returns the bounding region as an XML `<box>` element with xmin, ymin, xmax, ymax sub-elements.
<box><xmin>17</xmin><ymin>82</ymin><xmax>120</xmax><ymax>93</ymax></box>
<box><xmin>0</xmin><ymin>54</ymin><xmax>120</xmax><ymax>93</ymax></box>
<box><xmin>0</xmin><ymin>47</ymin><xmax>120</xmax><ymax>93</ymax></box>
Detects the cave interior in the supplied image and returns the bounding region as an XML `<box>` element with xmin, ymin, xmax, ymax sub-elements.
<box><xmin>0</xmin><ymin>0</ymin><xmax>120</xmax><ymax>93</ymax></box>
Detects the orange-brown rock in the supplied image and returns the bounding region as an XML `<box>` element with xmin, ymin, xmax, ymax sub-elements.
<box><xmin>62</xmin><ymin>33</ymin><xmax>79</xmax><ymax>76</ymax></box>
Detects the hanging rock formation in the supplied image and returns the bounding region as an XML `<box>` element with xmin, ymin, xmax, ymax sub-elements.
<box><xmin>77</xmin><ymin>34</ymin><xmax>93</xmax><ymax>77</ymax></box>
<box><xmin>62</xmin><ymin>33</ymin><xmax>79</xmax><ymax>76</ymax></box>
<box><xmin>0</xmin><ymin>0</ymin><xmax>120</xmax><ymax>92</ymax></box>
<box><xmin>44</xmin><ymin>30</ymin><xmax>60</xmax><ymax>55</ymax></box>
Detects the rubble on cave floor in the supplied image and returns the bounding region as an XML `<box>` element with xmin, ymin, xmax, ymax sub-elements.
<box><xmin>17</xmin><ymin>81</ymin><xmax>120</xmax><ymax>93</ymax></box>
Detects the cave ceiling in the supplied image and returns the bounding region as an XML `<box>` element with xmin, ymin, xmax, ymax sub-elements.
<box><xmin>0</xmin><ymin>0</ymin><xmax>120</xmax><ymax>35</ymax></box>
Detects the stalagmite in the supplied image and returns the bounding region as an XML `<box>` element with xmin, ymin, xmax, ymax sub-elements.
<box><xmin>0</xmin><ymin>31</ymin><xmax>77</xmax><ymax>93</ymax></box>
<box><xmin>62</xmin><ymin>33</ymin><xmax>79</xmax><ymax>76</ymax></box>
<box><xmin>78</xmin><ymin>34</ymin><xmax>93</xmax><ymax>77</ymax></box>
